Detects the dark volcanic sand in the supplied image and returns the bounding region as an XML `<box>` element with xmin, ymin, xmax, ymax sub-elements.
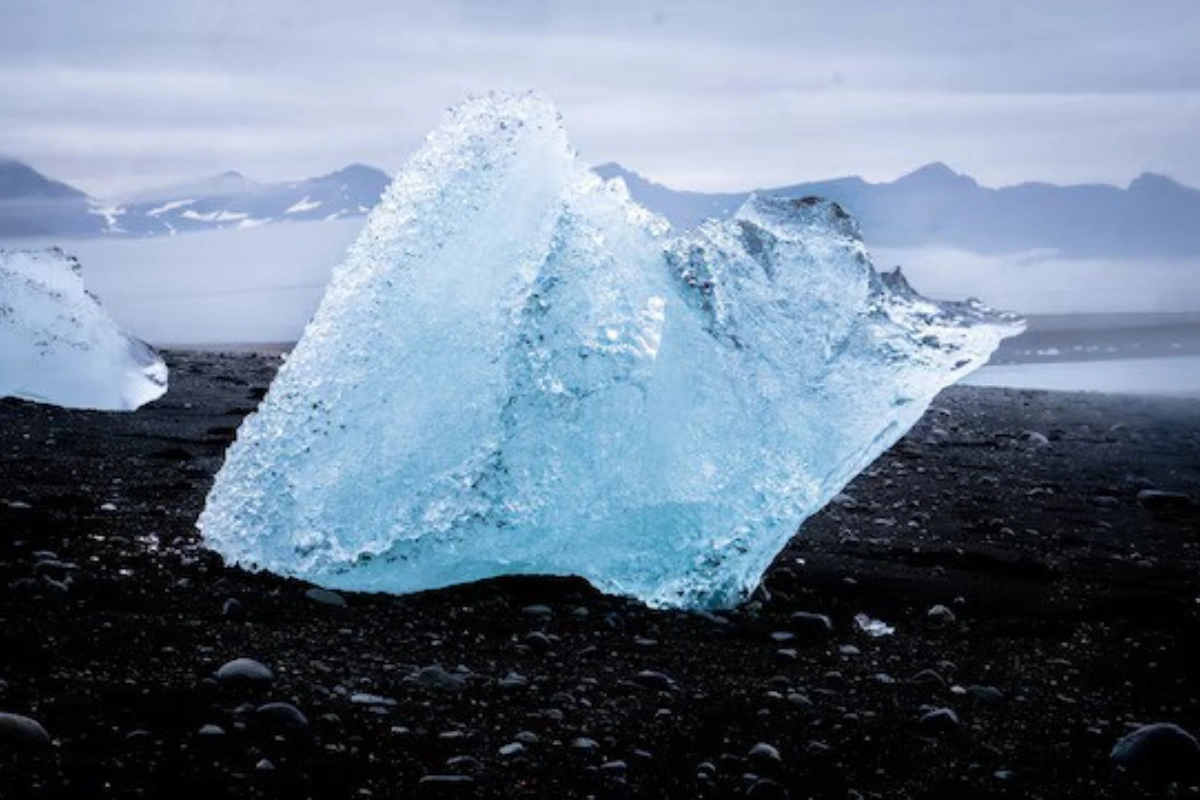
<box><xmin>2</xmin><ymin>351</ymin><xmax>1199</xmax><ymax>799</ymax></box>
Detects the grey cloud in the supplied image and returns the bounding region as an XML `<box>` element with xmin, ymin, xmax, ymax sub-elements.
<box><xmin>2</xmin><ymin>0</ymin><xmax>1198</xmax><ymax>196</ymax></box>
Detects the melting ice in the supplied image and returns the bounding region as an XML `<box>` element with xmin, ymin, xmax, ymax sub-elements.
<box><xmin>199</xmin><ymin>92</ymin><xmax>1022</xmax><ymax>609</ymax></box>
<box><xmin>0</xmin><ymin>248</ymin><xmax>167</xmax><ymax>411</ymax></box>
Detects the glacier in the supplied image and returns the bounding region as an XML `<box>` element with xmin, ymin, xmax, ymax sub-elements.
<box><xmin>0</xmin><ymin>248</ymin><xmax>167</xmax><ymax>411</ymax></box>
<box><xmin>199</xmin><ymin>92</ymin><xmax>1022</xmax><ymax>609</ymax></box>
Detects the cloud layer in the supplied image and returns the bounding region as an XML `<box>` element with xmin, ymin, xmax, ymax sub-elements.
<box><xmin>4</xmin><ymin>1</ymin><xmax>1198</xmax><ymax>196</ymax></box>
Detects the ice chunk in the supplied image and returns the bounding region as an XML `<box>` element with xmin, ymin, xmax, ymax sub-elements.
<box><xmin>199</xmin><ymin>92</ymin><xmax>1022</xmax><ymax>609</ymax></box>
<box><xmin>0</xmin><ymin>248</ymin><xmax>167</xmax><ymax>410</ymax></box>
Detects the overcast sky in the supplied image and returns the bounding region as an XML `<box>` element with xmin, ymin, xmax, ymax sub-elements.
<box><xmin>2</xmin><ymin>0</ymin><xmax>1198</xmax><ymax>198</ymax></box>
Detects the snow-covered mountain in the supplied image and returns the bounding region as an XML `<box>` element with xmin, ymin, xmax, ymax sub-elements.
<box><xmin>595</xmin><ymin>162</ymin><xmax>1200</xmax><ymax>259</ymax></box>
<box><xmin>0</xmin><ymin>160</ymin><xmax>391</xmax><ymax>239</ymax></box>
<box><xmin>4</xmin><ymin>157</ymin><xmax>1199</xmax><ymax>259</ymax></box>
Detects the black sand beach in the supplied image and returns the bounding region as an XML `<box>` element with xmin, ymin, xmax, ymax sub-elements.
<box><xmin>2</xmin><ymin>351</ymin><xmax>1198</xmax><ymax>798</ymax></box>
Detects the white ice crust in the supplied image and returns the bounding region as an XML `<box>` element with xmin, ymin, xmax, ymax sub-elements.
<box><xmin>199</xmin><ymin>93</ymin><xmax>1022</xmax><ymax>609</ymax></box>
<box><xmin>1</xmin><ymin>248</ymin><xmax>167</xmax><ymax>411</ymax></box>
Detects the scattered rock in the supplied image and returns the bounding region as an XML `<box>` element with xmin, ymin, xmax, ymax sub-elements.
<box><xmin>966</xmin><ymin>685</ymin><xmax>1004</xmax><ymax>705</ymax></box>
<box><xmin>1111</xmin><ymin>723</ymin><xmax>1200</xmax><ymax>781</ymax></box>
<box><xmin>917</xmin><ymin>707</ymin><xmax>960</xmax><ymax>734</ymax></box>
<box><xmin>305</xmin><ymin>587</ymin><xmax>347</xmax><ymax>606</ymax></box>
<box><xmin>926</xmin><ymin>604</ymin><xmax>956</xmax><ymax>624</ymax></box>
<box><xmin>1136</xmin><ymin>489</ymin><xmax>1194</xmax><ymax>513</ymax></box>
<box><xmin>255</xmin><ymin>702</ymin><xmax>309</xmax><ymax>730</ymax></box>
<box><xmin>222</xmin><ymin>598</ymin><xmax>244</xmax><ymax>619</ymax></box>
<box><xmin>747</xmin><ymin>742</ymin><xmax>782</xmax><ymax>771</ymax></box>
<box><xmin>0</xmin><ymin>712</ymin><xmax>51</xmax><ymax>748</ymax></box>
<box><xmin>414</xmin><ymin>666</ymin><xmax>467</xmax><ymax>692</ymax></box>
<box><xmin>632</xmin><ymin>670</ymin><xmax>675</xmax><ymax>692</ymax></box>
<box><xmin>910</xmin><ymin>669</ymin><xmax>947</xmax><ymax>689</ymax></box>
<box><xmin>746</xmin><ymin>777</ymin><xmax>790</xmax><ymax>799</ymax></box>
<box><xmin>788</xmin><ymin>611</ymin><xmax>833</xmax><ymax>640</ymax></box>
<box><xmin>215</xmin><ymin>658</ymin><xmax>273</xmax><ymax>686</ymax></box>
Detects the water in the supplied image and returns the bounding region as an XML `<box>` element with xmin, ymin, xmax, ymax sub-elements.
<box><xmin>963</xmin><ymin>355</ymin><xmax>1200</xmax><ymax>397</ymax></box>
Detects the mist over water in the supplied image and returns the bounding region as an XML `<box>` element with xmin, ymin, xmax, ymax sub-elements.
<box><xmin>877</xmin><ymin>247</ymin><xmax>1200</xmax><ymax>315</ymax></box>
<box><xmin>13</xmin><ymin>222</ymin><xmax>1200</xmax><ymax>397</ymax></box>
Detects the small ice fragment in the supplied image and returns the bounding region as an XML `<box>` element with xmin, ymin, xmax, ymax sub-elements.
<box><xmin>854</xmin><ymin>613</ymin><xmax>895</xmax><ymax>637</ymax></box>
<box><xmin>0</xmin><ymin>248</ymin><xmax>167</xmax><ymax>410</ymax></box>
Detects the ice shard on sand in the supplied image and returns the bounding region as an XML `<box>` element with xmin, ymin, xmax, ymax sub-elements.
<box><xmin>1</xmin><ymin>247</ymin><xmax>167</xmax><ymax>411</ymax></box>
<box><xmin>199</xmin><ymin>92</ymin><xmax>1021</xmax><ymax>609</ymax></box>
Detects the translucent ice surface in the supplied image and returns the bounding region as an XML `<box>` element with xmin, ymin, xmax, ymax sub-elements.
<box><xmin>199</xmin><ymin>92</ymin><xmax>1022</xmax><ymax>609</ymax></box>
<box><xmin>0</xmin><ymin>248</ymin><xmax>167</xmax><ymax>410</ymax></box>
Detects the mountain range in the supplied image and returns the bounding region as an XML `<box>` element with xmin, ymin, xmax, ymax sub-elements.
<box><xmin>595</xmin><ymin>162</ymin><xmax>1200</xmax><ymax>259</ymax></box>
<box><xmin>2</xmin><ymin>157</ymin><xmax>1199</xmax><ymax>259</ymax></box>
<box><xmin>0</xmin><ymin>158</ymin><xmax>390</xmax><ymax>239</ymax></box>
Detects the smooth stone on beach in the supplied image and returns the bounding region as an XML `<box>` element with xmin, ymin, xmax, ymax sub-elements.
<box><xmin>632</xmin><ymin>670</ymin><xmax>676</xmax><ymax>691</ymax></box>
<box><xmin>415</xmin><ymin>666</ymin><xmax>466</xmax><ymax>692</ymax></box>
<box><xmin>927</xmin><ymin>604</ymin><xmax>956</xmax><ymax>624</ymax></box>
<box><xmin>255</xmin><ymin>702</ymin><xmax>309</xmax><ymax>729</ymax></box>
<box><xmin>1111</xmin><ymin>723</ymin><xmax>1200</xmax><ymax>780</ymax></box>
<box><xmin>917</xmin><ymin>707</ymin><xmax>960</xmax><ymax>733</ymax></box>
<box><xmin>0</xmin><ymin>712</ymin><xmax>51</xmax><ymax>748</ymax></box>
<box><xmin>216</xmin><ymin>658</ymin><xmax>273</xmax><ymax>685</ymax></box>
<box><xmin>747</xmin><ymin>742</ymin><xmax>782</xmax><ymax>770</ymax></box>
<box><xmin>305</xmin><ymin>587</ymin><xmax>348</xmax><ymax>606</ymax></box>
<box><xmin>1136</xmin><ymin>489</ymin><xmax>1194</xmax><ymax>512</ymax></box>
<box><xmin>789</xmin><ymin>612</ymin><xmax>834</xmax><ymax>640</ymax></box>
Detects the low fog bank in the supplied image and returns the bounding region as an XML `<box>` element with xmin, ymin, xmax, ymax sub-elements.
<box><xmin>8</xmin><ymin>224</ymin><xmax>1200</xmax><ymax>347</ymax></box>
<box><xmin>11</xmin><ymin>219</ymin><xmax>363</xmax><ymax>345</ymax></box>
<box><xmin>878</xmin><ymin>247</ymin><xmax>1200</xmax><ymax>315</ymax></box>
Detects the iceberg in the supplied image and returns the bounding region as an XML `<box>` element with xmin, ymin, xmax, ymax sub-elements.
<box><xmin>199</xmin><ymin>92</ymin><xmax>1022</xmax><ymax>609</ymax></box>
<box><xmin>0</xmin><ymin>248</ymin><xmax>167</xmax><ymax>410</ymax></box>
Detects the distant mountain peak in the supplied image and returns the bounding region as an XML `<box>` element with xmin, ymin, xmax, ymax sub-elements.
<box><xmin>0</xmin><ymin>158</ymin><xmax>91</xmax><ymax>201</ymax></box>
<box><xmin>1128</xmin><ymin>171</ymin><xmax>1183</xmax><ymax>192</ymax></box>
<box><xmin>895</xmin><ymin>161</ymin><xmax>977</xmax><ymax>188</ymax></box>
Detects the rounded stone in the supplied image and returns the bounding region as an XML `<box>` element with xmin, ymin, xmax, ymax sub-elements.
<box><xmin>216</xmin><ymin>657</ymin><xmax>273</xmax><ymax>685</ymax></box>
<box><xmin>1111</xmin><ymin>723</ymin><xmax>1200</xmax><ymax>781</ymax></box>
<box><xmin>0</xmin><ymin>712</ymin><xmax>51</xmax><ymax>748</ymax></box>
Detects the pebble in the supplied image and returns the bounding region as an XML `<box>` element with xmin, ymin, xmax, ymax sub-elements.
<box><xmin>222</xmin><ymin>598</ymin><xmax>244</xmax><ymax>619</ymax></box>
<box><xmin>910</xmin><ymin>669</ymin><xmax>947</xmax><ymax>688</ymax></box>
<box><xmin>0</xmin><ymin>712</ymin><xmax>51</xmax><ymax>748</ymax></box>
<box><xmin>216</xmin><ymin>658</ymin><xmax>274</xmax><ymax>686</ymax></box>
<box><xmin>789</xmin><ymin>611</ymin><xmax>834</xmax><ymax>640</ymax></box>
<box><xmin>523</xmin><ymin>631</ymin><xmax>552</xmax><ymax>651</ymax></box>
<box><xmin>256</xmin><ymin>758</ymin><xmax>275</xmax><ymax>772</ymax></box>
<box><xmin>571</xmin><ymin>737</ymin><xmax>600</xmax><ymax>751</ymax></box>
<box><xmin>522</xmin><ymin>604</ymin><xmax>553</xmax><ymax>618</ymax></box>
<box><xmin>445</xmin><ymin>755</ymin><xmax>482</xmax><ymax>772</ymax></box>
<box><xmin>927</xmin><ymin>604</ymin><xmax>956</xmax><ymax>624</ymax></box>
<box><xmin>305</xmin><ymin>587</ymin><xmax>348</xmax><ymax>606</ymax></box>
<box><xmin>1111</xmin><ymin>722</ymin><xmax>1200</xmax><ymax>781</ymax></box>
<box><xmin>746</xmin><ymin>778</ymin><xmax>790</xmax><ymax>799</ymax></box>
<box><xmin>632</xmin><ymin>670</ymin><xmax>675</xmax><ymax>691</ymax></box>
<box><xmin>966</xmin><ymin>685</ymin><xmax>1004</xmax><ymax>705</ymax></box>
<box><xmin>498</xmin><ymin>742</ymin><xmax>525</xmax><ymax>757</ymax></box>
<box><xmin>255</xmin><ymin>702</ymin><xmax>309</xmax><ymax>729</ymax></box>
<box><xmin>1136</xmin><ymin>489</ymin><xmax>1194</xmax><ymax>512</ymax></box>
<box><xmin>414</xmin><ymin>665</ymin><xmax>466</xmax><ymax>692</ymax></box>
<box><xmin>600</xmin><ymin>759</ymin><xmax>627</xmax><ymax>773</ymax></box>
<box><xmin>917</xmin><ymin>707</ymin><xmax>960</xmax><ymax>733</ymax></box>
<box><xmin>197</xmin><ymin>724</ymin><xmax>225</xmax><ymax>737</ymax></box>
<box><xmin>747</xmin><ymin>742</ymin><xmax>782</xmax><ymax>770</ymax></box>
